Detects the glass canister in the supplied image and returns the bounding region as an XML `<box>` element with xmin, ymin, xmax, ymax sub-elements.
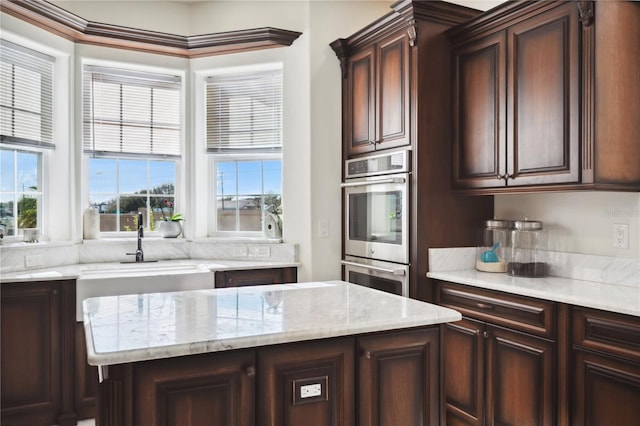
<box><xmin>507</xmin><ymin>219</ymin><xmax>549</xmax><ymax>277</ymax></box>
<box><xmin>475</xmin><ymin>219</ymin><xmax>510</xmax><ymax>273</ymax></box>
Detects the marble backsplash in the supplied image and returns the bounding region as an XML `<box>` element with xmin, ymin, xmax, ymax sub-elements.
<box><xmin>428</xmin><ymin>247</ymin><xmax>640</xmax><ymax>287</ymax></box>
<box><xmin>1</xmin><ymin>239</ymin><xmax>298</xmax><ymax>273</ymax></box>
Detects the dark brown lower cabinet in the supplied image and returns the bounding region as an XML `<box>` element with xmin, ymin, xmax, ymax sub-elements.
<box><xmin>1</xmin><ymin>280</ymin><xmax>76</xmax><ymax>426</ymax></box>
<box><xmin>485</xmin><ymin>325</ymin><xmax>555</xmax><ymax>426</ymax></box>
<box><xmin>572</xmin><ymin>307</ymin><xmax>640</xmax><ymax>425</ymax></box>
<box><xmin>358</xmin><ymin>328</ymin><xmax>440</xmax><ymax>426</ymax></box>
<box><xmin>98</xmin><ymin>350</ymin><xmax>256</xmax><ymax>426</ymax></box>
<box><xmin>437</xmin><ymin>281</ymin><xmax>558</xmax><ymax>426</ymax></box>
<box><xmin>215</xmin><ymin>267</ymin><xmax>298</xmax><ymax>288</ymax></box>
<box><xmin>257</xmin><ymin>337</ymin><xmax>355</xmax><ymax>426</ymax></box>
<box><xmin>96</xmin><ymin>326</ymin><xmax>441</xmax><ymax>426</ymax></box>
<box><xmin>442</xmin><ymin>318</ymin><xmax>484</xmax><ymax>426</ymax></box>
<box><xmin>442</xmin><ymin>320</ymin><xmax>555</xmax><ymax>426</ymax></box>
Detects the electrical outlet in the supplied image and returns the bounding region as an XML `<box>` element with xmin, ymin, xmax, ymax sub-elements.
<box><xmin>300</xmin><ymin>383</ymin><xmax>322</xmax><ymax>399</ymax></box>
<box><xmin>25</xmin><ymin>254</ymin><xmax>44</xmax><ymax>268</ymax></box>
<box><xmin>613</xmin><ymin>224</ymin><xmax>629</xmax><ymax>249</ymax></box>
<box><xmin>319</xmin><ymin>220</ymin><xmax>329</xmax><ymax>238</ymax></box>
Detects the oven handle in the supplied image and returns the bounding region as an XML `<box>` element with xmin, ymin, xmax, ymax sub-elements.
<box><xmin>341</xmin><ymin>260</ymin><xmax>406</xmax><ymax>276</ymax></box>
<box><xmin>340</xmin><ymin>177</ymin><xmax>406</xmax><ymax>188</ymax></box>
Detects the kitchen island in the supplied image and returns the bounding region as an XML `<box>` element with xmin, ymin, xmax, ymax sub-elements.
<box><xmin>83</xmin><ymin>281</ymin><xmax>461</xmax><ymax>426</ymax></box>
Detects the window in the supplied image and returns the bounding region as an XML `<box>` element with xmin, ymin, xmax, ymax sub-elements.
<box><xmin>83</xmin><ymin>65</ymin><xmax>182</xmax><ymax>233</ymax></box>
<box><xmin>0</xmin><ymin>148</ymin><xmax>42</xmax><ymax>237</ymax></box>
<box><xmin>0</xmin><ymin>39</ymin><xmax>53</xmax><ymax>238</ymax></box>
<box><xmin>88</xmin><ymin>158</ymin><xmax>175</xmax><ymax>232</ymax></box>
<box><xmin>207</xmin><ymin>66</ymin><xmax>283</xmax><ymax>235</ymax></box>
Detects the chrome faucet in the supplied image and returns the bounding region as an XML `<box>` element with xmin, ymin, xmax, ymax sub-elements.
<box><xmin>126</xmin><ymin>212</ymin><xmax>144</xmax><ymax>262</ymax></box>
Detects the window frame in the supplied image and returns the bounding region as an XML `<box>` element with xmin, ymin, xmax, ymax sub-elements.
<box><xmin>0</xmin><ymin>145</ymin><xmax>45</xmax><ymax>242</ymax></box>
<box><xmin>84</xmin><ymin>156</ymin><xmax>180</xmax><ymax>237</ymax></box>
<box><xmin>204</xmin><ymin>63</ymin><xmax>284</xmax><ymax>239</ymax></box>
<box><xmin>81</xmin><ymin>60</ymin><xmax>185</xmax><ymax>238</ymax></box>
<box><xmin>209</xmin><ymin>152</ymin><xmax>282</xmax><ymax>238</ymax></box>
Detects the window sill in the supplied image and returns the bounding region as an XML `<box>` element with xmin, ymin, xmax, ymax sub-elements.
<box><xmin>195</xmin><ymin>237</ymin><xmax>283</xmax><ymax>244</ymax></box>
<box><xmin>0</xmin><ymin>240</ymin><xmax>75</xmax><ymax>250</ymax></box>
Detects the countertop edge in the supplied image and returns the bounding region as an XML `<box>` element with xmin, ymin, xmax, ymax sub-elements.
<box><xmin>86</xmin><ymin>311</ymin><xmax>461</xmax><ymax>367</ymax></box>
<box><xmin>1</xmin><ymin>260</ymin><xmax>301</xmax><ymax>283</ymax></box>
<box><xmin>427</xmin><ymin>270</ymin><xmax>640</xmax><ymax>317</ymax></box>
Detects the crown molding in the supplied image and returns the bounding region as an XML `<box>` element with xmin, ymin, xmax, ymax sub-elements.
<box><xmin>0</xmin><ymin>0</ymin><xmax>302</xmax><ymax>58</ymax></box>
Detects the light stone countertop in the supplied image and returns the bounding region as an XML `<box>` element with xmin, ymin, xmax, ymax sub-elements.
<box><xmin>427</xmin><ymin>269</ymin><xmax>640</xmax><ymax>318</ymax></box>
<box><xmin>0</xmin><ymin>259</ymin><xmax>299</xmax><ymax>284</ymax></box>
<box><xmin>83</xmin><ymin>281</ymin><xmax>462</xmax><ymax>367</ymax></box>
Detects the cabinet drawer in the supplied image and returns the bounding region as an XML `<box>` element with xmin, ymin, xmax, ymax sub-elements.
<box><xmin>573</xmin><ymin>307</ymin><xmax>640</xmax><ymax>362</ymax></box>
<box><xmin>436</xmin><ymin>282</ymin><xmax>555</xmax><ymax>338</ymax></box>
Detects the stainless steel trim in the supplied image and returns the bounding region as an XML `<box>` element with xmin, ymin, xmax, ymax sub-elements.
<box><xmin>340</xmin><ymin>177</ymin><xmax>406</xmax><ymax>188</ymax></box>
<box><xmin>340</xmin><ymin>260</ymin><xmax>406</xmax><ymax>276</ymax></box>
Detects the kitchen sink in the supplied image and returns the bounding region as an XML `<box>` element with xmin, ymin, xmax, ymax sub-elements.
<box><xmin>76</xmin><ymin>263</ymin><xmax>216</xmax><ymax>321</ymax></box>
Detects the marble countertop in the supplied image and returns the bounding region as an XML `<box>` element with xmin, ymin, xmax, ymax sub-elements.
<box><xmin>83</xmin><ymin>281</ymin><xmax>461</xmax><ymax>367</ymax></box>
<box><xmin>427</xmin><ymin>269</ymin><xmax>640</xmax><ymax>317</ymax></box>
<box><xmin>0</xmin><ymin>259</ymin><xmax>299</xmax><ymax>284</ymax></box>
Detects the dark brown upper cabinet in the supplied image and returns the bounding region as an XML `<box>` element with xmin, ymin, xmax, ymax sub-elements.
<box><xmin>331</xmin><ymin>0</ymin><xmax>480</xmax><ymax>159</ymax></box>
<box><xmin>344</xmin><ymin>30</ymin><xmax>410</xmax><ymax>156</ymax></box>
<box><xmin>450</xmin><ymin>0</ymin><xmax>640</xmax><ymax>193</ymax></box>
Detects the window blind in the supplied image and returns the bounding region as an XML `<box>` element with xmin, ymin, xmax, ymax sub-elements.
<box><xmin>206</xmin><ymin>69</ymin><xmax>282</xmax><ymax>153</ymax></box>
<box><xmin>0</xmin><ymin>39</ymin><xmax>54</xmax><ymax>149</ymax></box>
<box><xmin>83</xmin><ymin>65</ymin><xmax>182</xmax><ymax>158</ymax></box>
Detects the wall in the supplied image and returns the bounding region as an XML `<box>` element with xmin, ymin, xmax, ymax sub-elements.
<box><xmin>495</xmin><ymin>192</ymin><xmax>640</xmax><ymax>259</ymax></box>
<box><xmin>5</xmin><ymin>1</ymin><xmax>639</xmax><ymax>280</ymax></box>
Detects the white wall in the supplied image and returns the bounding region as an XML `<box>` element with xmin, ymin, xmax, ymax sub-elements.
<box><xmin>44</xmin><ymin>0</ymin><xmax>393</xmax><ymax>282</ymax></box>
<box><xmin>6</xmin><ymin>1</ymin><xmax>638</xmax><ymax>280</ymax></box>
<box><xmin>0</xmin><ymin>14</ymin><xmax>76</xmax><ymax>242</ymax></box>
<box><xmin>495</xmin><ymin>192</ymin><xmax>640</xmax><ymax>259</ymax></box>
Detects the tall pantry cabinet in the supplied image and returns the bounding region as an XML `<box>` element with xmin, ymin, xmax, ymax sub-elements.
<box><xmin>331</xmin><ymin>0</ymin><xmax>494</xmax><ymax>300</ymax></box>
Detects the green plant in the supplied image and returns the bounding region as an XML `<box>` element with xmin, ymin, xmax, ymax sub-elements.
<box><xmin>160</xmin><ymin>199</ymin><xmax>184</xmax><ymax>222</ymax></box>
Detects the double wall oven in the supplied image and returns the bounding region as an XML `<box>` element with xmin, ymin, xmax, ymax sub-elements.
<box><xmin>341</xmin><ymin>148</ymin><xmax>410</xmax><ymax>297</ymax></box>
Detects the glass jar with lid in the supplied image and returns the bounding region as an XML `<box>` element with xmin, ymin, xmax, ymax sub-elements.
<box><xmin>475</xmin><ymin>219</ymin><xmax>510</xmax><ymax>273</ymax></box>
<box><xmin>507</xmin><ymin>219</ymin><xmax>549</xmax><ymax>277</ymax></box>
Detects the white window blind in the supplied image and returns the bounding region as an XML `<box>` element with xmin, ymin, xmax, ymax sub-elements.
<box><xmin>0</xmin><ymin>39</ymin><xmax>54</xmax><ymax>149</ymax></box>
<box><xmin>206</xmin><ymin>69</ymin><xmax>282</xmax><ymax>153</ymax></box>
<box><xmin>83</xmin><ymin>65</ymin><xmax>181</xmax><ymax>158</ymax></box>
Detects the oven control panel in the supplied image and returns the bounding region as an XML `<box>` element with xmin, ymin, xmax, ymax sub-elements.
<box><xmin>345</xmin><ymin>149</ymin><xmax>410</xmax><ymax>179</ymax></box>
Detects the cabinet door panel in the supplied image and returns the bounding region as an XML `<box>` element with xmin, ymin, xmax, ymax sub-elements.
<box><xmin>133</xmin><ymin>351</ymin><xmax>255</xmax><ymax>426</ymax></box>
<box><xmin>1</xmin><ymin>283</ymin><xmax>61</xmax><ymax>426</ymax></box>
<box><xmin>453</xmin><ymin>32</ymin><xmax>506</xmax><ymax>189</ymax></box>
<box><xmin>377</xmin><ymin>32</ymin><xmax>410</xmax><ymax>149</ymax></box>
<box><xmin>442</xmin><ymin>318</ymin><xmax>484</xmax><ymax>426</ymax></box>
<box><xmin>573</xmin><ymin>350</ymin><xmax>640</xmax><ymax>426</ymax></box>
<box><xmin>485</xmin><ymin>325</ymin><xmax>555</xmax><ymax>426</ymax></box>
<box><xmin>349</xmin><ymin>47</ymin><xmax>376</xmax><ymax>155</ymax></box>
<box><xmin>215</xmin><ymin>267</ymin><xmax>297</xmax><ymax>288</ymax></box>
<box><xmin>358</xmin><ymin>328</ymin><xmax>439</xmax><ymax>426</ymax></box>
<box><xmin>507</xmin><ymin>4</ymin><xmax>579</xmax><ymax>186</ymax></box>
<box><xmin>258</xmin><ymin>338</ymin><xmax>354</xmax><ymax>426</ymax></box>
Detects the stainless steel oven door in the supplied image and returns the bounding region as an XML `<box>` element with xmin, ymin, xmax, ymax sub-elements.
<box><xmin>341</xmin><ymin>256</ymin><xmax>409</xmax><ymax>297</ymax></box>
<box><xmin>341</xmin><ymin>173</ymin><xmax>409</xmax><ymax>264</ymax></box>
